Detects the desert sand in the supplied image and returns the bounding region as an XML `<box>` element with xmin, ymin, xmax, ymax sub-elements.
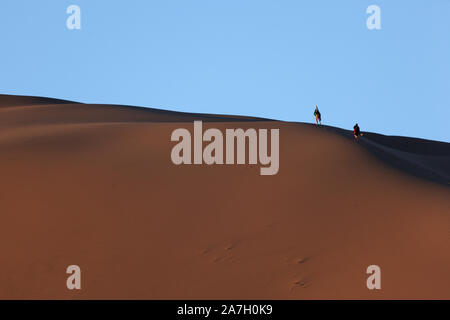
<box><xmin>0</xmin><ymin>94</ymin><xmax>449</xmax><ymax>299</ymax></box>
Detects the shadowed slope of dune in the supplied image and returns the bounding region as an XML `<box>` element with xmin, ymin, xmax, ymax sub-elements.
<box><xmin>316</xmin><ymin>124</ymin><xmax>450</xmax><ymax>186</ymax></box>
<box><xmin>0</xmin><ymin>95</ymin><xmax>449</xmax><ymax>299</ymax></box>
<box><xmin>360</xmin><ymin>134</ymin><xmax>450</xmax><ymax>186</ymax></box>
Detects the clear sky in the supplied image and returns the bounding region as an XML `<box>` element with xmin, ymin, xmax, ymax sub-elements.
<box><xmin>0</xmin><ymin>0</ymin><xmax>449</xmax><ymax>141</ymax></box>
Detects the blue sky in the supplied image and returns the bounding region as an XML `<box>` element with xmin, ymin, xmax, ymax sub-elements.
<box><xmin>0</xmin><ymin>0</ymin><xmax>449</xmax><ymax>141</ymax></box>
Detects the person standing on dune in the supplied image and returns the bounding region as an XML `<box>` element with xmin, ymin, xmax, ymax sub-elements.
<box><xmin>314</xmin><ymin>105</ymin><xmax>322</xmax><ymax>126</ymax></box>
<box><xmin>353</xmin><ymin>123</ymin><xmax>363</xmax><ymax>141</ymax></box>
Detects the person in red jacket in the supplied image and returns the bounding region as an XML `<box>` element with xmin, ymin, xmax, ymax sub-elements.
<box><xmin>353</xmin><ymin>123</ymin><xmax>363</xmax><ymax>141</ymax></box>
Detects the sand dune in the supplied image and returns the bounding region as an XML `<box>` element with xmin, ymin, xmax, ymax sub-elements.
<box><xmin>0</xmin><ymin>94</ymin><xmax>449</xmax><ymax>299</ymax></box>
<box><xmin>321</xmin><ymin>126</ymin><xmax>450</xmax><ymax>186</ymax></box>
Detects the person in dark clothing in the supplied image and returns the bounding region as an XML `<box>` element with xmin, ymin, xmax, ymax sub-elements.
<box><xmin>314</xmin><ymin>105</ymin><xmax>322</xmax><ymax>126</ymax></box>
<box><xmin>353</xmin><ymin>123</ymin><xmax>363</xmax><ymax>141</ymax></box>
